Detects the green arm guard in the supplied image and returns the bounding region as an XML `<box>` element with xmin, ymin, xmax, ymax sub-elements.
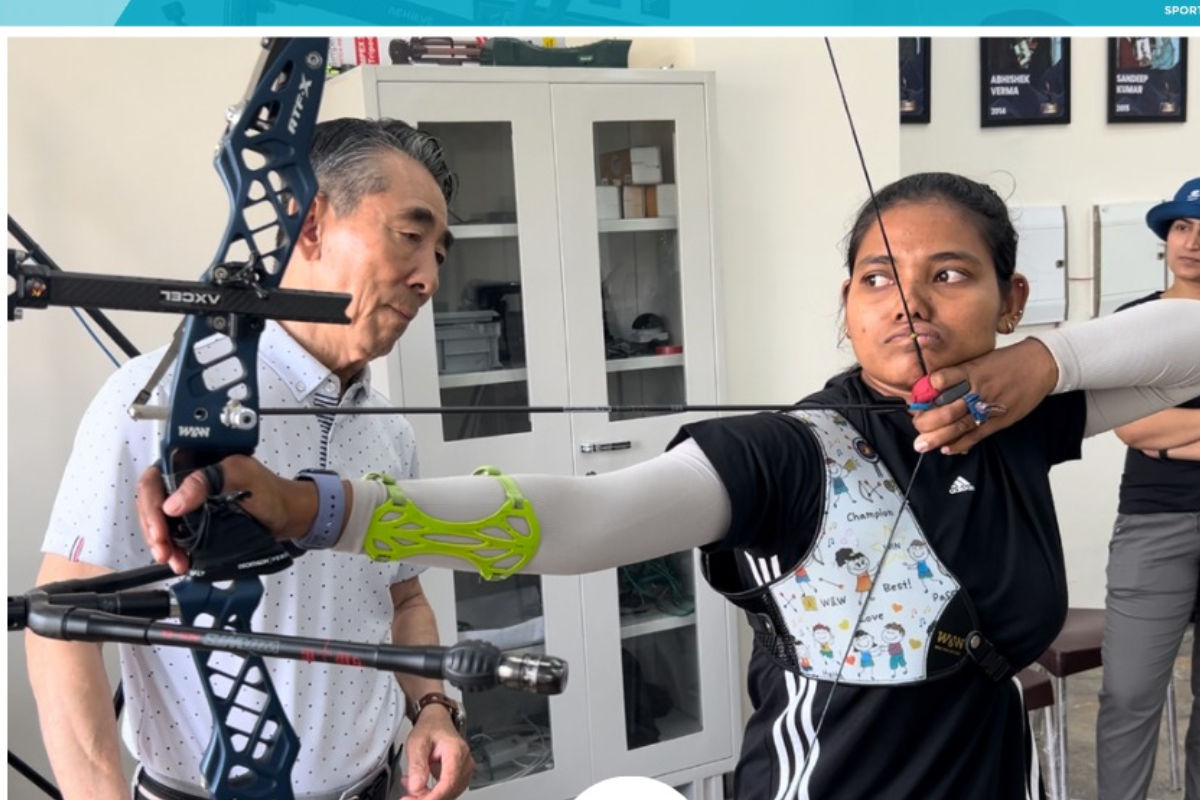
<box><xmin>361</xmin><ymin>466</ymin><xmax>540</xmax><ymax>581</ymax></box>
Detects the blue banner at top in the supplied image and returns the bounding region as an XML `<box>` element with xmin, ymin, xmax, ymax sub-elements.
<box><xmin>0</xmin><ymin>0</ymin><xmax>1197</xmax><ymax>26</ymax></box>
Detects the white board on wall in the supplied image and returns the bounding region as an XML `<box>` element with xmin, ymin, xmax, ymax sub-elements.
<box><xmin>1012</xmin><ymin>205</ymin><xmax>1067</xmax><ymax>326</ymax></box>
<box><xmin>1094</xmin><ymin>202</ymin><xmax>1167</xmax><ymax>317</ymax></box>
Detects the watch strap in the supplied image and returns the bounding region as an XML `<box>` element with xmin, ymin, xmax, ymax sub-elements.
<box><xmin>294</xmin><ymin>469</ymin><xmax>345</xmax><ymax>550</ymax></box>
<box><xmin>408</xmin><ymin>691</ymin><xmax>464</xmax><ymax>733</ymax></box>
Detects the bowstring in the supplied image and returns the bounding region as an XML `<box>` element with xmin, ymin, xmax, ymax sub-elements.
<box><xmin>824</xmin><ymin>38</ymin><xmax>929</xmax><ymax>375</ymax></box>
<box><xmin>795</xmin><ymin>39</ymin><xmax>938</xmax><ymax>777</ymax></box>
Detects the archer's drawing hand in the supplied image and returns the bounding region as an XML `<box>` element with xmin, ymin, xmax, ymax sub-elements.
<box><xmin>913</xmin><ymin>338</ymin><xmax>1058</xmax><ymax>455</ymax></box>
<box><xmin>137</xmin><ymin>456</ymin><xmax>317</xmax><ymax>574</ymax></box>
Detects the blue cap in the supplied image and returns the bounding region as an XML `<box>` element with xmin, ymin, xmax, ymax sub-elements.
<box><xmin>1146</xmin><ymin>177</ymin><xmax>1200</xmax><ymax>240</ymax></box>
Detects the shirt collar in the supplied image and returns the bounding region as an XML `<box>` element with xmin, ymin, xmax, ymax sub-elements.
<box><xmin>260</xmin><ymin>321</ymin><xmax>371</xmax><ymax>404</ymax></box>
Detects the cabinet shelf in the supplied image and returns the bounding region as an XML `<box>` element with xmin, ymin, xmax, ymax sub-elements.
<box><xmin>604</xmin><ymin>353</ymin><xmax>683</xmax><ymax>373</ymax></box>
<box><xmin>437</xmin><ymin>354</ymin><xmax>683</xmax><ymax>388</ymax></box>
<box><xmin>439</xmin><ymin>367</ymin><xmax>529</xmax><ymax>389</ymax></box>
<box><xmin>620</xmin><ymin>609</ymin><xmax>696</xmax><ymax>640</ymax></box>
<box><xmin>598</xmin><ymin>217</ymin><xmax>678</xmax><ymax>234</ymax></box>
<box><xmin>450</xmin><ymin>222</ymin><xmax>519</xmax><ymax>240</ymax></box>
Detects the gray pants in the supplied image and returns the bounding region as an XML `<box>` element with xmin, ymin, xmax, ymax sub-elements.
<box><xmin>1097</xmin><ymin>511</ymin><xmax>1200</xmax><ymax>800</ymax></box>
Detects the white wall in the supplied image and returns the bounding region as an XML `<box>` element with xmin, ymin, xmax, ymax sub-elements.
<box><xmin>6</xmin><ymin>37</ymin><xmax>274</xmax><ymax>800</ymax></box>
<box><xmin>900</xmin><ymin>36</ymin><xmax>1199</xmax><ymax>609</ymax></box>
<box><xmin>694</xmin><ymin>37</ymin><xmax>898</xmax><ymax>405</ymax></box>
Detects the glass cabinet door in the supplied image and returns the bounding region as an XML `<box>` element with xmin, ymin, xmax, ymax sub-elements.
<box><xmin>614</xmin><ymin>550</ymin><xmax>704</xmax><ymax>750</ymax></box>
<box><xmin>582</xmin><ymin>546</ymin><xmax>734</xmax><ymax>776</ymax></box>
<box><xmin>551</xmin><ymin>82</ymin><xmax>719</xmax><ymax>474</ymax></box>
<box><xmin>369</xmin><ymin>77</ymin><xmax>588</xmax><ymax>799</ymax></box>
<box><xmin>550</xmin><ymin>82</ymin><xmax>734</xmax><ymax>776</ymax></box>
<box><xmin>377</xmin><ymin>80</ymin><xmax>574</xmax><ymax>480</ymax></box>
<box><xmin>421</xmin><ymin>118</ymin><xmax>532</xmax><ymax>444</ymax></box>
<box><xmin>594</xmin><ymin>118</ymin><xmax>687</xmax><ymax>424</ymax></box>
<box><xmin>451</xmin><ymin>572</ymin><xmax>562</xmax><ymax>791</ymax></box>
<box><xmin>419</xmin><ymin>567</ymin><xmax>589</xmax><ymax>799</ymax></box>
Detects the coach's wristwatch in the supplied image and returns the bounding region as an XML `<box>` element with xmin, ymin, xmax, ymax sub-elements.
<box><xmin>408</xmin><ymin>691</ymin><xmax>466</xmax><ymax>734</ymax></box>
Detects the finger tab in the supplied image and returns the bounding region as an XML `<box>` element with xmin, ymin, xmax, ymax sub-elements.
<box><xmin>932</xmin><ymin>380</ymin><xmax>971</xmax><ymax>407</ymax></box>
<box><xmin>910</xmin><ymin>375</ymin><xmax>939</xmax><ymax>404</ymax></box>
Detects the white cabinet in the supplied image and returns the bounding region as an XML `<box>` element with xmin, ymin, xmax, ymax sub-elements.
<box><xmin>323</xmin><ymin>67</ymin><xmax>739</xmax><ymax>799</ymax></box>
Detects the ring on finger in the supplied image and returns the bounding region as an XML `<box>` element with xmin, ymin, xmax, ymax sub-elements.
<box><xmin>963</xmin><ymin>392</ymin><xmax>989</xmax><ymax>426</ymax></box>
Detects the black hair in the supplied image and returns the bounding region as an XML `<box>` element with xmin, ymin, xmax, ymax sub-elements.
<box><xmin>844</xmin><ymin>172</ymin><xmax>1018</xmax><ymax>289</ymax></box>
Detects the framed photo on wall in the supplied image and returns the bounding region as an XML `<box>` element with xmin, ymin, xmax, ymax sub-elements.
<box><xmin>980</xmin><ymin>37</ymin><xmax>1071</xmax><ymax>127</ymax></box>
<box><xmin>900</xmin><ymin>37</ymin><xmax>931</xmax><ymax>123</ymax></box>
<box><xmin>1107</xmin><ymin>37</ymin><xmax>1188</xmax><ymax>122</ymax></box>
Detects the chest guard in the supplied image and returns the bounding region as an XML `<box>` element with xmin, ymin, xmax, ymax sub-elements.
<box><xmin>703</xmin><ymin>409</ymin><xmax>1013</xmax><ymax>685</ymax></box>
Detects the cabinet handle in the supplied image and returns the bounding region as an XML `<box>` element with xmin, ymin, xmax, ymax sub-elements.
<box><xmin>580</xmin><ymin>440</ymin><xmax>632</xmax><ymax>454</ymax></box>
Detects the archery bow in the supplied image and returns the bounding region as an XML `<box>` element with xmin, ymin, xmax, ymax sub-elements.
<box><xmin>154</xmin><ymin>38</ymin><xmax>329</xmax><ymax>800</ymax></box>
<box><xmin>9</xmin><ymin>37</ymin><xmax>567</xmax><ymax>800</ymax></box>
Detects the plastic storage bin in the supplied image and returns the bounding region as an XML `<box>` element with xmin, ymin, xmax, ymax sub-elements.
<box><xmin>435</xmin><ymin>311</ymin><xmax>502</xmax><ymax>374</ymax></box>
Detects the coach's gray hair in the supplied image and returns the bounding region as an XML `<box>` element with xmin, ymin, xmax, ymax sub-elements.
<box><xmin>310</xmin><ymin>118</ymin><xmax>457</xmax><ymax>214</ymax></box>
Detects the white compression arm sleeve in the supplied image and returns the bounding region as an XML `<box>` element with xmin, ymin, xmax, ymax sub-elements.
<box><xmin>335</xmin><ymin>301</ymin><xmax>1199</xmax><ymax>572</ymax></box>
<box><xmin>1031</xmin><ymin>298</ymin><xmax>1200</xmax><ymax>437</ymax></box>
<box><xmin>336</xmin><ymin>438</ymin><xmax>732</xmax><ymax>575</ymax></box>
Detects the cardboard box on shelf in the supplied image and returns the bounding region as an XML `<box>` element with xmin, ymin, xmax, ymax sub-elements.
<box><xmin>596</xmin><ymin>185</ymin><xmax>622</xmax><ymax>220</ymax></box>
<box><xmin>645</xmin><ymin>184</ymin><xmax>678</xmax><ymax>218</ymax></box>
<box><xmin>622</xmin><ymin>186</ymin><xmax>647</xmax><ymax>219</ymax></box>
<box><xmin>599</xmin><ymin>146</ymin><xmax>663</xmax><ymax>186</ymax></box>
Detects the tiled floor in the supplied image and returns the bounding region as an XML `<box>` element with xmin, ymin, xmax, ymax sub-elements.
<box><xmin>1041</xmin><ymin>627</ymin><xmax>1193</xmax><ymax>800</ymax></box>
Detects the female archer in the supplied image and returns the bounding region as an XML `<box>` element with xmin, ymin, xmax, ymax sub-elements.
<box><xmin>142</xmin><ymin>173</ymin><xmax>1200</xmax><ymax>799</ymax></box>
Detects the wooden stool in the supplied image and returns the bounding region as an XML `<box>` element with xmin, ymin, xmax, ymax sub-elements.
<box><xmin>1017</xmin><ymin>666</ymin><xmax>1057</xmax><ymax>798</ymax></box>
<box><xmin>1036</xmin><ymin>608</ymin><xmax>1104</xmax><ymax>800</ymax></box>
<box><xmin>1036</xmin><ymin>608</ymin><xmax>1181</xmax><ymax>800</ymax></box>
<box><xmin>1018</xmin><ymin>666</ymin><xmax>1054</xmax><ymax>712</ymax></box>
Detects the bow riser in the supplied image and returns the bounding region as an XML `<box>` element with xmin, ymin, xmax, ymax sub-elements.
<box><xmin>160</xmin><ymin>38</ymin><xmax>330</xmax><ymax>800</ymax></box>
<box><xmin>163</xmin><ymin>38</ymin><xmax>328</xmax><ymax>475</ymax></box>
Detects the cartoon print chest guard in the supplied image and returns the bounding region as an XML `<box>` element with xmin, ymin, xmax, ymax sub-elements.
<box><xmin>703</xmin><ymin>409</ymin><xmax>1013</xmax><ymax>685</ymax></box>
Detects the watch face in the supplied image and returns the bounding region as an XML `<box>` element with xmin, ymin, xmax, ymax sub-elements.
<box><xmin>444</xmin><ymin>699</ymin><xmax>465</xmax><ymax>731</ymax></box>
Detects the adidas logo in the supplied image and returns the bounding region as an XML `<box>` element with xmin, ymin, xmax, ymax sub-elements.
<box><xmin>949</xmin><ymin>476</ymin><xmax>975</xmax><ymax>495</ymax></box>
<box><xmin>1188</xmin><ymin>189</ymin><xmax>1200</xmax><ymax>202</ymax></box>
